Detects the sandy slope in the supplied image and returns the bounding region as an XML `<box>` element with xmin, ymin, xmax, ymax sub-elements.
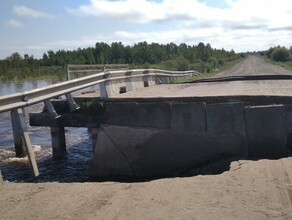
<box><xmin>1</xmin><ymin>158</ymin><xmax>292</xmax><ymax>220</ymax></box>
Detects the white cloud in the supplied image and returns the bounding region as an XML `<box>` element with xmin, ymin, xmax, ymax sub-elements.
<box><xmin>5</xmin><ymin>0</ymin><xmax>292</xmax><ymax>58</ymax></box>
<box><xmin>66</xmin><ymin>0</ymin><xmax>216</xmax><ymax>23</ymax></box>
<box><xmin>67</xmin><ymin>0</ymin><xmax>292</xmax><ymax>29</ymax></box>
<box><xmin>6</xmin><ymin>19</ymin><xmax>24</xmax><ymax>28</ymax></box>
<box><xmin>13</xmin><ymin>5</ymin><xmax>55</xmax><ymax>19</ymax></box>
<box><xmin>63</xmin><ymin>0</ymin><xmax>292</xmax><ymax>53</ymax></box>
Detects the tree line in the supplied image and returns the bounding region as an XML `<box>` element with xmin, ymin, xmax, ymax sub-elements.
<box><xmin>0</xmin><ymin>41</ymin><xmax>242</xmax><ymax>81</ymax></box>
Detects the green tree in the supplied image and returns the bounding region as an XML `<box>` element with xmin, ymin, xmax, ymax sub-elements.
<box><xmin>8</xmin><ymin>52</ymin><xmax>22</xmax><ymax>72</ymax></box>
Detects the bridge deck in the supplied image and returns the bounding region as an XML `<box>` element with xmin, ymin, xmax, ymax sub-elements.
<box><xmin>109</xmin><ymin>79</ymin><xmax>292</xmax><ymax>99</ymax></box>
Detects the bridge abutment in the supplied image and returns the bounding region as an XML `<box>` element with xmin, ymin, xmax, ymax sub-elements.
<box><xmin>91</xmin><ymin>100</ymin><xmax>289</xmax><ymax>179</ymax></box>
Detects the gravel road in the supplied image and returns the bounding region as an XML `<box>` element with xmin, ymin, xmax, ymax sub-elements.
<box><xmin>217</xmin><ymin>55</ymin><xmax>291</xmax><ymax>77</ymax></box>
<box><xmin>113</xmin><ymin>56</ymin><xmax>292</xmax><ymax>99</ymax></box>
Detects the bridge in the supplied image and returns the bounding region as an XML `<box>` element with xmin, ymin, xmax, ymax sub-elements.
<box><xmin>0</xmin><ymin>66</ymin><xmax>197</xmax><ymax>179</ymax></box>
<box><xmin>1</xmin><ymin>56</ymin><xmax>292</xmax><ymax>181</ymax></box>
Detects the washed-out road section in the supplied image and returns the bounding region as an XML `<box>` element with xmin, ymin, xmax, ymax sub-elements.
<box><xmin>1</xmin><ymin>56</ymin><xmax>292</xmax><ymax>220</ymax></box>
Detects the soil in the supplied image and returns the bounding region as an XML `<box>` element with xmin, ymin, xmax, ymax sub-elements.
<box><xmin>1</xmin><ymin>56</ymin><xmax>292</xmax><ymax>220</ymax></box>
<box><xmin>1</xmin><ymin>159</ymin><xmax>292</xmax><ymax>219</ymax></box>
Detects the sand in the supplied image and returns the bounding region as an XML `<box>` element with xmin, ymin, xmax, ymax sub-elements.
<box><xmin>1</xmin><ymin>158</ymin><xmax>292</xmax><ymax>219</ymax></box>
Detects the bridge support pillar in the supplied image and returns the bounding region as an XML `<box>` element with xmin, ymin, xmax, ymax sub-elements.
<box><xmin>0</xmin><ymin>169</ymin><xmax>3</xmax><ymax>184</ymax></box>
<box><xmin>50</xmin><ymin>126</ymin><xmax>66</xmax><ymax>159</ymax></box>
<box><xmin>90</xmin><ymin>127</ymin><xmax>98</xmax><ymax>152</ymax></box>
<box><xmin>11</xmin><ymin>108</ymin><xmax>39</xmax><ymax>177</ymax></box>
<box><xmin>11</xmin><ymin>110</ymin><xmax>25</xmax><ymax>157</ymax></box>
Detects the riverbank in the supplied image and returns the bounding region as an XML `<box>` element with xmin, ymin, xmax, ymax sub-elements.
<box><xmin>1</xmin><ymin>158</ymin><xmax>291</xmax><ymax>220</ymax></box>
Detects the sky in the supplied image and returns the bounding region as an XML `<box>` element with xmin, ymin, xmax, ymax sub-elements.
<box><xmin>1</xmin><ymin>0</ymin><xmax>292</xmax><ymax>59</ymax></box>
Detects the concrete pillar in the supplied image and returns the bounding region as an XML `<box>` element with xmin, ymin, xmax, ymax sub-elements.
<box><xmin>66</xmin><ymin>64</ymin><xmax>70</xmax><ymax>81</ymax></box>
<box><xmin>11</xmin><ymin>109</ymin><xmax>39</xmax><ymax>177</ymax></box>
<box><xmin>99</xmin><ymin>81</ymin><xmax>108</xmax><ymax>99</ymax></box>
<box><xmin>0</xmin><ymin>169</ymin><xmax>3</xmax><ymax>184</ymax></box>
<box><xmin>90</xmin><ymin>128</ymin><xmax>99</xmax><ymax>152</ymax></box>
<box><xmin>11</xmin><ymin>110</ymin><xmax>25</xmax><ymax>157</ymax></box>
<box><xmin>125</xmin><ymin>77</ymin><xmax>133</xmax><ymax>93</ymax></box>
<box><xmin>50</xmin><ymin>126</ymin><xmax>66</xmax><ymax>159</ymax></box>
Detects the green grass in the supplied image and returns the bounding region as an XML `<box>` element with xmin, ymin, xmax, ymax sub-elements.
<box><xmin>0</xmin><ymin>57</ymin><xmax>245</xmax><ymax>84</ymax></box>
<box><xmin>172</xmin><ymin>57</ymin><xmax>245</xmax><ymax>83</ymax></box>
<box><xmin>264</xmin><ymin>57</ymin><xmax>292</xmax><ymax>72</ymax></box>
<box><xmin>0</xmin><ymin>66</ymin><xmax>66</xmax><ymax>83</ymax></box>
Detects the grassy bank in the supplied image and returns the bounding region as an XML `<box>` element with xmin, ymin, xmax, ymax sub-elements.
<box><xmin>0</xmin><ymin>55</ymin><xmax>243</xmax><ymax>83</ymax></box>
<box><xmin>264</xmin><ymin>57</ymin><xmax>292</xmax><ymax>72</ymax></box>
<box><xmin>0</xmin><ymin>66</ymin><xmax>66</xmax><ymax>83</ymax></box>
<box><xmin>172</xmin><ymin>57</ymin><xmax>245</xmax><ymax>83</ymax></box>
<box><xmin>0</xmin><ymin>57</ymin><xmax>244</xmax><ymax>83</ymax></box>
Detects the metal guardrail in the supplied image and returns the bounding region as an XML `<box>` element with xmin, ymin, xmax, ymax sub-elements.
<box><xmin>0</xmin><ymin>67</ymin><xmax>198</xmax><ymax>178</ymax></box>
<box><xmin>66</xmin><ymin>64</ymin><xmax>129</xmax><ymax>80</ymax></box>
<box><xmin>0</xmin><ymin>69</ymin><xmax>198</xmax><ymax>113</ymax></box>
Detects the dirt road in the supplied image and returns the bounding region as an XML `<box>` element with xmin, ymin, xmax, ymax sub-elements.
<box><xmin>113</xmin><ymin>56</ymin><xmax>292</xmax><ymax>99</ymax></box>
<box><xmin>217</xmin><ymin>55</ymin><xmax>292</xmax><ymax>77</ymax></box>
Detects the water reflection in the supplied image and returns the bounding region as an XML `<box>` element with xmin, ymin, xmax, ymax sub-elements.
<box><xmin>0</xmin><ymin>80</ymin><xmax>54</xmax><ymax>96</ymax></box>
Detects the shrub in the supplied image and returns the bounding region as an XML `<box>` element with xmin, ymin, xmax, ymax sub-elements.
<box><xmin>175</xmin><ymin>57</ymin><xmax>190</xmax><ymax>71</ymax></box>
<box><xmin>207</xmin><ymin>57</ymin><xmax>217</xmax><ymax>69</ymax></box>
<box><xmin>271</xmin><ymin>47</ymin><xmax>290</xmax><ymax>62</ymax></box>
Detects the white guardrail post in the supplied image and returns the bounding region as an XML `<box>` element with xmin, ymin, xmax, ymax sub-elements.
<box><xmin>66</xmin><ymin>64</ymin><xmax>70</xmax><ymax>81</ymax></box>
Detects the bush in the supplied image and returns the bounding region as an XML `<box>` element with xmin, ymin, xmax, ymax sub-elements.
<box><xmin>207</xmin><ymin>57</ymin><xmax>217</xmax><ymax>69</ymax></box>
<box><xmin>175</xmin><ymin>57</ymin><xmax>190</xmax><ymax>71</ymax></box>
<box><xmin>271</xmin><ymin>47</ymin><xmax>290</xmax><ymax>62</ymax></box>
<box><xmin>218</xmin><ymin>59</ymin><xmax>224</xmax><ymax>66</ymax></box>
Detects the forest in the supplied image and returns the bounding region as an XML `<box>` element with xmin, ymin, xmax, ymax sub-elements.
<box><xmin>0</xmin><ymin>41</ymin><xmax>242</xmax><ymax>82</ymax></box>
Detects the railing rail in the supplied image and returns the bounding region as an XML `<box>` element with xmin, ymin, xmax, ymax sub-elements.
<box><xmin>66</xmin><ymin>64</ymin><xmax>129</xmax><ymax>80</ymax></box>
<box><xmin>0</xmin><ymin>69</ymin><xmax>198</xmax><ymax>113</ymax></box>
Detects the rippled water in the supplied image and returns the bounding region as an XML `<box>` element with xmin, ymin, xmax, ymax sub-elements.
<box><xmin>0</xmin><ymin>80</ymin><xmax>93</xmax><ymax>182</ymax></box>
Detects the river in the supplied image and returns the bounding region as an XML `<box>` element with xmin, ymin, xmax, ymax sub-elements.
<box><xmin>0</xmin><ymin>80</ymin><xmax>93</xmax><ymax>182</ymax></box>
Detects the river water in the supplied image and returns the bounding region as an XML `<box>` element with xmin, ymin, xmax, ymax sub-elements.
<box><xmin>0</xmin><ymin>80</ymin><xmax>93</xmax><ymax>183</ymax></box>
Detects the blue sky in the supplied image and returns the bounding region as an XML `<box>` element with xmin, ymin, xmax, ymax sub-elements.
<box><xmin>1</xmin><ymin>0</ymin><xmax>292</xmax><ymax>59</ymax></box>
